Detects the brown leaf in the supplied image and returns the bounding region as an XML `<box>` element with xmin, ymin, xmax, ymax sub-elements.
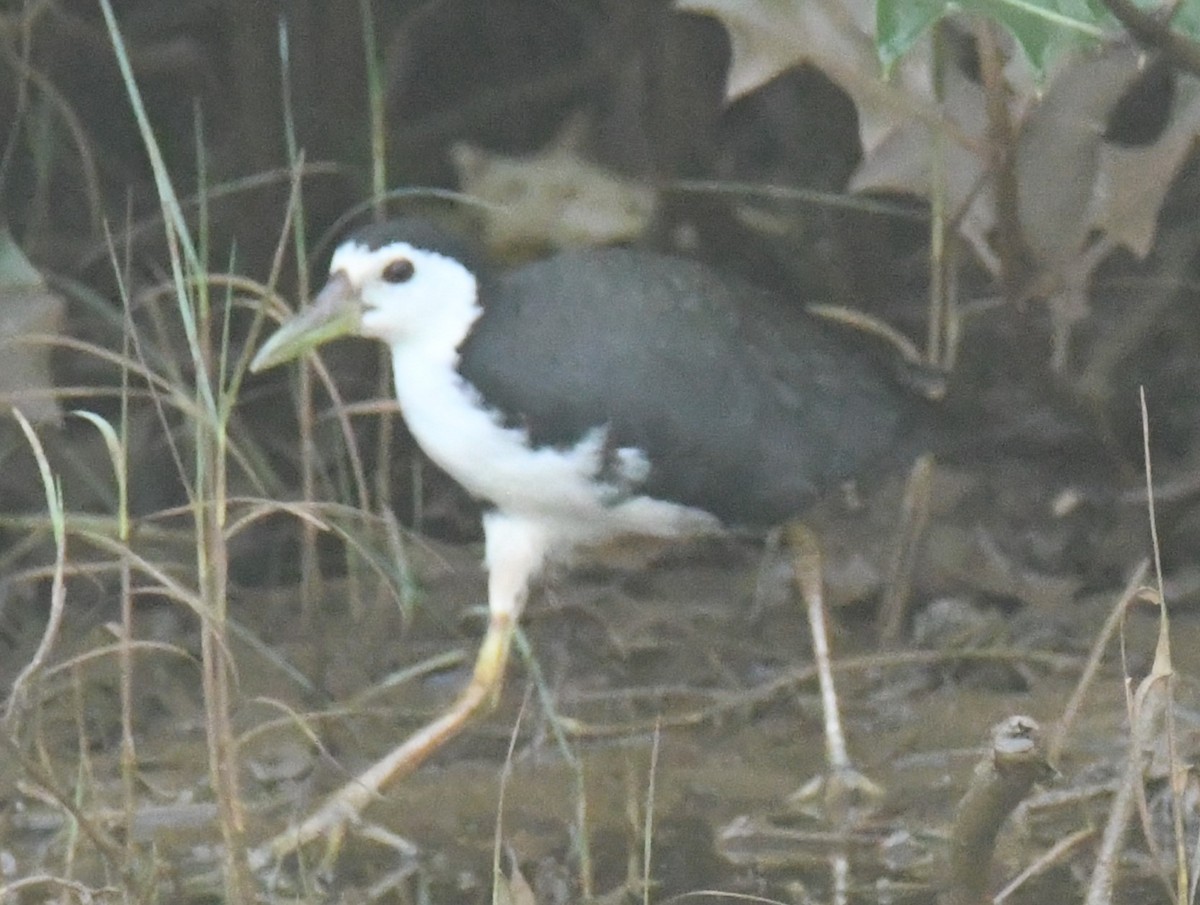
<box><xmin>452</xmin><ymin>120</ymin><xmax>654</xmax><ymax>259</ymax></box>
<box><xmin>678</xmin><ymin>0</ymin><xmax>947</xmax><ymax>154</ymax></box>
<box><xmin>1096</xmin><ymin>76</ymin><xmax>1200</xmax><ymax>259</ymax></box>
<box><xmin>1015</xmin><ymin>44</ymin><xmax>1142</xmax><ymax>266</ymax></box>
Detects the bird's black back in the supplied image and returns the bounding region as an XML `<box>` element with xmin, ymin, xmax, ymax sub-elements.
<box><xmin>458</xmin><ymin>248</ymin><xmax>919</xmax><ymax>528</ymax></box>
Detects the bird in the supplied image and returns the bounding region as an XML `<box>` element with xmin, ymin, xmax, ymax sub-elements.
<box><xmin>248</xmin><ymin>216</ymin><xmax>923</xmax><ymax>863</ymax></box>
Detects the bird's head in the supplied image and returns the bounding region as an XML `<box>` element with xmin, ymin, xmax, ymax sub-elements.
<box><xmin>250</xmin><ymin>219</ymin><xmax>486</xmax><ymax>373</ymax></box>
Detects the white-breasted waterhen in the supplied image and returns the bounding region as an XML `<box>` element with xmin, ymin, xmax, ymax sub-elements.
<box><xmin>249</xmin><ymin>217</ymin><xmax>921</xmax><ymax>862</ymax></box>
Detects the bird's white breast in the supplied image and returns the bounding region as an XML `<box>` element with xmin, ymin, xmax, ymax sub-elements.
<box><xmin>389</xmin><ymin>345</ymin><xmax>719</xmax><ymax>555</ymax></box>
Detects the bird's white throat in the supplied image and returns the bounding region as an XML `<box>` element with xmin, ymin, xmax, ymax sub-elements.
<box><xmin>333</xmin><ymin>240</ymin><xmax>483</xmax><ymax>358</ymax></box>
<box><xmin>331</xmin><ymin>237</ymin><xmax>718</xmax><ymax>553</ymax></box>
<box><xmin>390</xmin><ymin>343</ymin><xmax>718</xmax><ymax>555</ymax></box>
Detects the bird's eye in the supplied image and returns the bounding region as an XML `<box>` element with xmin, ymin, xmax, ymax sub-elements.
<box><xmin>382</xmin><ymin>258</ymin><xmax>415</xmax><ymax>284</ymax></box>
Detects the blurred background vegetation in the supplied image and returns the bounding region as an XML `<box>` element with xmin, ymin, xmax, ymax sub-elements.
<box><xmin>4</xmin><ymin>0</ymin><xmax>1200</xmax><ymax>902</ymax></box>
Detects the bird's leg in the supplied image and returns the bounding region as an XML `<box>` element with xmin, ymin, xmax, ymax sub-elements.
<box><xmin>251</xmin><ymin>513</ymin><xmax>549</xmax><ymax>871</ymax></box>
<box><xmin>785</xmin><ymin>522</ymin><xmax>883</xmax><ymax>823</ymax></box>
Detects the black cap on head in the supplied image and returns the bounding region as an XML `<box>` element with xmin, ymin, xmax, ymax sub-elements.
<box><xmin>345</xmin><ymin>218</ymin><xmax>491</xmax><ymax>282</ymax></box>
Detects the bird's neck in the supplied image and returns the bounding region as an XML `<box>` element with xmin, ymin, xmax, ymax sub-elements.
<box><xmin>387</xmin><ymin>334</ymin><xmax>497</xmax><ymax>494</ymax></box>
<box><xmin>385</xmin><ymin>257</ymin><xmax>485</xmax><ymax>414</ymax></box>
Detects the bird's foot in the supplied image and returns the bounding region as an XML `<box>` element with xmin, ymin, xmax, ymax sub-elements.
<box><xmin>249</xmin><ymin>795</ymin><xmax>354</xmax><ymax>876</ymax></box>
<box><xmin>249</xmin><ymin>697</ymin><xmax>484</xmax><ymax>874</ymax></box>
<box><xmin>250</xmin><ymin>614</ymin><xmax>513</xmax><ymax>874</ymax></box>
<box><xmin>788</xmin><ymin>764</ymin><xmax>885</xmax><ymax>826</ymax></box>
<box><xmin>250</xmin><ymin>801</ymin><xmax>420</xmax><ymax>886</ymax></box>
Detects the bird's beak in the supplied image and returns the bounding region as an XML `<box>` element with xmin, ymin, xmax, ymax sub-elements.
<box><xmin>250</xmin><ymin>271</ymin><xmax>362</xmax><ymax>372</ymax></box>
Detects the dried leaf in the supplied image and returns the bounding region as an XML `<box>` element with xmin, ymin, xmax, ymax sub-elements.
<box><xmin>678</xmin><ymin>0</ymin><xmax>940</xmax><ymax>153</ymax></box>
<box><xmin>1015</xmin><ymin>44</ymin><xmax>1142</xmax><ymax>267</ymax></box>
<box><xmin>452</xmin><ymin>121</ymin><xmax>654</xmax><ymax>259</ymax></box>
<box><xmin>493</xmin><ymin>848</ymin><xmax>537</xmax><ymax>905</ymax></box>
<box><xmin>1096</xmin><ymin>75</ymin><xmax>1200</xmax><ymax>259</ymax></box>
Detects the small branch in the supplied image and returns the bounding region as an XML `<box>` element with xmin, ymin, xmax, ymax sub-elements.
<box><xmin>942</xmin><ymin>716</ymin><xmax>1053</xmax><ymax>905</ymax></box>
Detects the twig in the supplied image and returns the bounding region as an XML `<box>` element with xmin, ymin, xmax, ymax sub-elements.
<box><xmin>942</xmin><ymin>716</ymin><xmax>1052</xmax><ymax>905</ymax></box>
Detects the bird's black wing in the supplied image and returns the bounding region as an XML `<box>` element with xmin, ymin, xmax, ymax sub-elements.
<box><xmin>457</xmin><ymin>249</ymin><xmax>914</xmax><ymax>527</ymax></box>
